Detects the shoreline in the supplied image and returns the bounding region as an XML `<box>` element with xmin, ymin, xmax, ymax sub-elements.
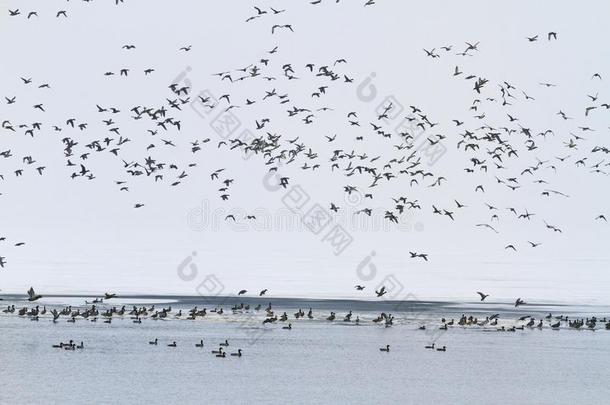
<box><xmin>2</xmin><ymin>292</ymin><xmax>608</xmax><ymax>314</ymax></box>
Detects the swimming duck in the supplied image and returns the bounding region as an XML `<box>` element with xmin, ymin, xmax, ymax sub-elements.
<box><xmin>262</xmin><ymin>315</ymin><xmax>277</xmax><ymax>324</ymax></box>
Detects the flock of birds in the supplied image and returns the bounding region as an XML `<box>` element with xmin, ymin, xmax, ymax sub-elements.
<box><xmin>50</xmin><ymin>337</ymin><xmax>244</xmax><ymax>357</ymax></box>
<box><xmin>7</xmin><ymin>0</ymin><xmax>377</xmax><ymax>23</ymax></box>
<box><xmin>1</xmin><ymin>1</ymin><xmax>608</xmax><ymax>318</ymax></box>
<box><xmin>148</xmin><ymin>338</ymin><xmax>243</xmax><ymax>358</ymax></box>
<box><xmin>1</xmin><ymin>288</ymin><xmax>609</xmax><ymax>357</ymax></box>
<box><xmin>2</xmin><ymin>2</ymin><xmax>608</xmax><ymax>271</ymax></box>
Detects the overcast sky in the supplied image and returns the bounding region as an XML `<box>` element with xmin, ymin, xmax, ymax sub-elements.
<box><xmin>1</xmin><ymin>1</ymin><xmax>609</xmax><ymax>304</ymax></box>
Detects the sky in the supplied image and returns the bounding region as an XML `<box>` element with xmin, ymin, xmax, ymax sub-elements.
<box><xmin>1</xmin><ymin>1</ymin><xmax>609</xmax><ymax>304</ymax></box>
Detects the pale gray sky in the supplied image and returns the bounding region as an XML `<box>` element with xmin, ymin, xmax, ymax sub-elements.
<box><xmin>1</xmin><ymin>1</ymin><xmax>609</xmax><ymax>303</ymax></box>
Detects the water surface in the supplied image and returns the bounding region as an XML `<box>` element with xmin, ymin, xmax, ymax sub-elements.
<box><xmin>1</xmin><ymin>295</ymin><xmax>608</xmax><ymax>404</ymax></box>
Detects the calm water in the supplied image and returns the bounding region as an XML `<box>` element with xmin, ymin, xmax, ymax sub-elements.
<box><xmin>1</xmin><ymin>296</ymin><xmax>609</xmax><ymax>405</ymax></box>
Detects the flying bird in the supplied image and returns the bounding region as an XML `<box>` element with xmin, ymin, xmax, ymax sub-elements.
<box><xmin>27</xmin><ymin>287</ymin><xmax>42</xmax><ymax>302</ymax></box>
<box><xmin>476</xmin><ymin>292</ymin><xmax>489</xmax><ymax>301</ymax></box>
